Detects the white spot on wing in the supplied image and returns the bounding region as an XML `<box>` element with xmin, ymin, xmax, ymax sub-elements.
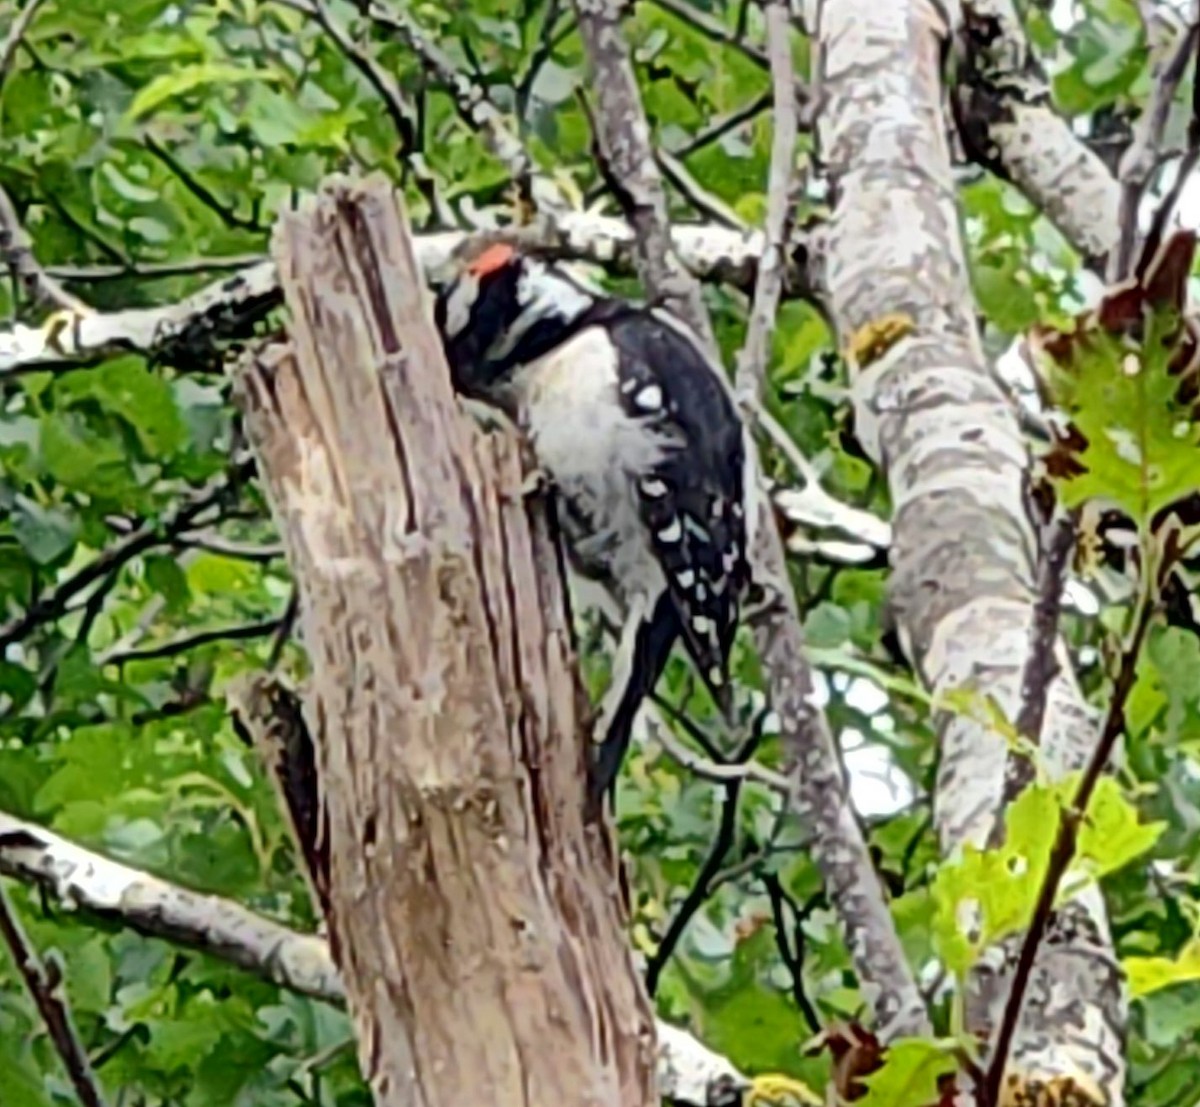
<box><xmin>709</xmin><ymin>665</ymin><xmax>724</xmax><ymax>685</ymax></box>
<box><xmin>692</xmin><ymin>614</ymin><xmax>714</xmax><ymax>635</ymax></box>
<box><xmin>634</xmin><ymin>384</ymin><xmax>663</xmax><ymax>411</ymax></box>
<box><xmin>658</xmin><ymin>518</ymin><xmax>682</xmax><ymax>543</ymax></box>
<box><xmin>676</xmin><ymin>568</ymin><xmax>695</xmax><ymax>588</ymax></box>
<box><xmin>640</xmin><ymin>477</ymin><xmax>668</xmax><ymax>498</ymax></box>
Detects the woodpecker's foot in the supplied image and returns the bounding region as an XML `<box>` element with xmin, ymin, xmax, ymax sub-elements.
<box><xmin>459</xmin><ymin>397</ymin><xmax>515</xmax><ymax>434</ymax></box>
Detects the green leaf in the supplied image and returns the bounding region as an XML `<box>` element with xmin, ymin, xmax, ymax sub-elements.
<box><xmin>39</xmin><ymin>411</ymin><xmax>136</xmax><ymax>501</ymax></box>
<box><xmin>854</xmin><ymin>1038</ymin><xmax>960</xmax><ymax>1107</ymax></box>
<box><xmin>126</xmin><ymin>63</ymin><xmax>283</xmax><ymax>120</ymax></box>
<box><xmin>57</xmin><ymin>357</ymin><xmax>187</xmax><ymax>460</ymax></box>
<box><xmin>932</xmin><ymin>782</ymin><xmax>1058</xmax><ymax>975</ymax></box>
<box><xmin>1074</xmin><ymin>776</ymin><xmax>1166</xmax><ymax>881</ymax></box>
<box><xmin>11</xmin><ymin>495</ymin><xmax>79</xmax><ymax>564</ymax></box>
<box><xmin>1124</xmin><ymin>941</ymin><xmax>1200</xmax><ymax>998</ymax></box>
<box><xmin>144</xmin><ymin>553</ymin><xmax>192</xmax><ymax>614</ymax></box>
<box><xmin>1035</xmin><ymin>302</ymin><xmax>1200</xmax><ymax>525</ymax></box>
<box><xmin>933</xmin><ymin>776</ymin><xmax>1161</xmax><ymax>975</ymax></box>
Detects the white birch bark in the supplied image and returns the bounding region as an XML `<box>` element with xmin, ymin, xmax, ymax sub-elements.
<box><xmin>573</xmin><ymin>0</ymin><xmax>929</xmax><ymax>1038</ymax></box>
<box><xmin>0</xmin><ymin>216</ymin><xmax>764</xmax><ymax>377</ymax></box>
<box><xmin>955</xmin><ymin>0</ymin><xmax>1121</xmax><ymax>262</ymax></box>
<box><xmin>817</xmin><ymin>3</ymin><xmax>1125</xmax><ymax>1102</ymax></box>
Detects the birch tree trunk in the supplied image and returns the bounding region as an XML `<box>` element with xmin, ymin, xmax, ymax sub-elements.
<box><xmin>816</xmin><ymin>4</ymin><xmax>1125</xmax><ymax>1103</ymax></box>
<box><xmin>234</xmin><ymin>174</ymin><xmax>657</xmax><ymax>1107</ymax></box>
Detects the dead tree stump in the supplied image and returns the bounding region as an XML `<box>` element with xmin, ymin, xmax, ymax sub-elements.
<box><xmin>234</xmin><ymin>174</ymin><xmax>656</xmax><ymax>1107</ymax></box>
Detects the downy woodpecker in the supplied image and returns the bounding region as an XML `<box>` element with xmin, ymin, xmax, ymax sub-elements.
<box><xmin>433</xmin><ymin>243</ymin><xmax>754</xmax><ymax>805</ymax></box>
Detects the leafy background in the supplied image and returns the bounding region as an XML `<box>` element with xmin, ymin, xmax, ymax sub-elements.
<box><xmin>0</xmin><ymin>0</ymin><xmax>1198</xmax><ymax>1103</ymax></box>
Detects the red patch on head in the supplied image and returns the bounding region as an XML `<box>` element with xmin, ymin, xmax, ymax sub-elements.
<box><xmin>468</xmin><ymin>242</ymin><xmax>516</xmax><ymax>277</ymax></box>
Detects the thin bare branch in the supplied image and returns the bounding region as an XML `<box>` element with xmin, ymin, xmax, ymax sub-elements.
<box><xmin>0</xmin><ymin>0</ymin><xmax>48</xmax><ymax>92</ymax></box>
<box><xmin>101</xmin><ymin>615</ymin><xmax>285</xmax><ymax>666</ymax></box>
<box><xmin>735</xmin><ymin>0</ymin><xmax>798</xmax><ymax>401</ymax></box>
<box><xmin>994</xmin><ymin>510</ymin><xmax>1078</xmax><ymax>821</ymax></box>
<box><xmin>271</xmin><ymin>0</ymin><xmax>415</xmax><ymax>152</ymax></box>
<box><xmin>571</xmin><ymin>0</ymin><xmax>715</xmax><ymax>347</ymax></box>
<box><xmin>983</xmin><ymin>587</ymin><xmax>1158</xmax><ymax>1104</ymax></box>
<box><xmin>0</xmin><ymin>463</ymin><xmax>254</xmax><ymax>651</ymax></box>
<box><xmin>645</xmin><ymin>708</ymin><xmax>791</xmax><ymax>793</ymax></box>
<box><xmin>365</xmin><ymin>1</ymin><xmax>535</xmax><ymax>190</ymax></box>
<box><xmin>1113</xmin><ymin>13</ymin><xmax>1200</xmax><ymax>278</ymax></box>
<box><xmin>44</xmin><ymin>255</ymin><xmax>267</xmax><ymax>282</ymax></box>
<box><xmin>0</xmin><ymin>880</ymin><xmax>108</xmax><ymax>1107</ymax></box>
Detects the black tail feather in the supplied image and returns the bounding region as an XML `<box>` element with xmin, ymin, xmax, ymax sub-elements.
<box><xmin>587</xmin><ymin>593</ymin><xmax>682</xmax><ymax>816</ymax></box>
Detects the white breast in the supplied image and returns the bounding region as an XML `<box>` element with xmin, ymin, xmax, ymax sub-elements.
<box><xmin>509</xmin><ymin>327</ymin><xmax>674</xmax><ymax>605</ymax></box>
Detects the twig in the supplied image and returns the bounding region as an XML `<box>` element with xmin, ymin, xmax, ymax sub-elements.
<box><xmin>1113</xmin><ymin>13</ymin><xmax>1200</xmax><ymax>278</ymax></box>
<box><xmin>1136</xmin><ymin>35</ymin><xmax>1200</xmax><ymax>285</ymax></box>
<box><xmin>762</xmin><ymin>874</ymin><xmax>822</xmax><ymax>1033</ymax></box>
<box><xmin>992</xmin><ymin>509</ymin><xmax>1077</xmax><ymax>824</ymax></box>
<box><xmin>515</xmin><ymin>0</ymin><xmax>569</xmax><ymax>115</ymax></box>
<box><xmin>734</xmin><ymin>0</ymin><xmax>798</xmax><ymax>401</ymax></box>
<box><xmin>274</xmin><ymin>0</ymin><xmax>415</xmax><ymax>152</ymax></box>
<box><xmin>645</xmin><ymin>705</ymin><xmax>791</xmax><ymax>793</ymax></box>
<box><xmin>0</xmin><ymin>465</ymin><xmax>253</xmax><ymax>651</ymax></box>
<box><xmin>0</xmin><ymin>810</ymin><xmax>750</xmax><ymax>1106</ymax></box>
<box><xmin>0</xmin><ymin>182</ymin><xmax>91</xmax><ymax>313</ymax></box>
<box><xmin>669</xmin><ymin>93</ymin><xmax>771</xmax><ymax>159</ymax></box>
<box><xmin>982</xmin><ymin>586</ymin><xmax>1159</xmax><ymax>1105</ymax></box>
<box><xmin>645</xmin><ymin>727</ymin><xmax>765</xmax><ymax>994</ymax></box>
<box><xmin>44</xmin><ymin>255</ymin><xmax>266</xmax><ymax>282</ymax></box>
<box><xmin>657</xmin><ymin>148</ymin><xmax>749</xmax><ymax>230</ymax></box>
<box><xmin>365</xmin><ymin>1</ymin><xmax>534</xmax><ymax>192</ymax></box>
<box><xmin>174</xmin><ymin>531</ymin><xmax>286</xmax><ymax>561</ymax></box>
<box><xmin>102</xmin><ymin>615</ymin><xmax>285</xmax><ymax>666</ymax></box>
<box><xmin>0</xmin><ymin>881</ymin><xmax>108</xmax><ymax>1107</ymax></box>
<box><xmin>144</xmin><ymin>137</ymin><xmax>265</xmax><ymax>234</ymax></box>
<box><xmin>0</xmin><ymin>0</ymin><xmax>48</xmax><ymax>93</ymax></box>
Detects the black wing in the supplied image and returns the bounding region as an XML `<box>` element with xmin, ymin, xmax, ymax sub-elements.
<box><xmin>604</xmin><ymin>308</ymin><xmax>749</xmax><ymax>703</ymax></box>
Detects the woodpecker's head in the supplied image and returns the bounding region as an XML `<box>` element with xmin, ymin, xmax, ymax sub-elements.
<box><xmin>434</xmin><ymin>242</ymin><xmax>597</xmax><ymax>398</ymax></box>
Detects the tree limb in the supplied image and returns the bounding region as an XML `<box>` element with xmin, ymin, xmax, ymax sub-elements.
<box><xmin>955</xmin><ymin>0</ymin><xmax>1121</xmax><ymax>264</ymax></box>
<box><xmin>570</xmin><ymin>0</ymin><xmax>715</xmax><ymax>346</ymax></box>
<box><xmin>0</xmin><ymin>808</ymin><xmax>749</xmax><ymax>1105</ymax></box>
<box><xmin>820</xmin><ymin>1</ymin><xmax>1124</xmax><ymax>1098</ymax></box>
<box><xmin>0</xmin><ymin>216</ymin><xmax>770</xmax><ymax>376</ymax></box>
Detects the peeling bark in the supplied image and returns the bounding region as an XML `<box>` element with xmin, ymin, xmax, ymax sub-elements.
<box><xmin>818</xmin><ymin>4</ymin><xmax>1125</xmax><ymax>1102</ymax></box>
<box><xmin>234</xmin><ymin>174</ymin><xmax>656</xmax><ymax>1107</ymax></box>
